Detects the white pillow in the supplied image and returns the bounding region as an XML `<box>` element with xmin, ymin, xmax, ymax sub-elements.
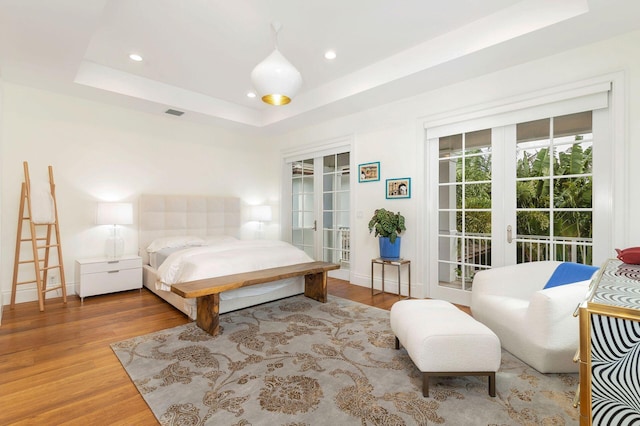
<box><xmin>146</xmin><ymin>236</ymin><xmax>205</xmax><ymax>253</ymax></box>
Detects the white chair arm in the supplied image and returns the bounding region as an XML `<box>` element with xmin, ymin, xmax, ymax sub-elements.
<box><xmin>525</xmin><ymin>280</ymin><xmax>590</xmax><ymax>347</ymax></box>
<box><xmin>472</xmin><ymin>261</ymin><xmax>562</xmax><ymax>300</ymax></box>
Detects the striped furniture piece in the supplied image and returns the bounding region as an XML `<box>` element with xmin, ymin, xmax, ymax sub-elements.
<box><xmin>577</xmin><ymin>259</ymin><xmax>640</xmax><ymax>425</ymax></box>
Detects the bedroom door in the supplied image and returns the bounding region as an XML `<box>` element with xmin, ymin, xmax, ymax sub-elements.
<box><xmin>290</xmin><ymin>152</ymin><xmax>351</xmax><ymax>280</ymax></box>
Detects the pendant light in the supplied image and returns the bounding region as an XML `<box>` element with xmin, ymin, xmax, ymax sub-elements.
<box><xmin>251</xmin><ymin>22</ymin><xmax>302</xmax><ymax>106</ymax></box>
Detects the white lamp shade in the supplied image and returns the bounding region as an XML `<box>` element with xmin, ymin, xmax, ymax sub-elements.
<box><xmin>251</xmin><ymin>205</ymin><xmax>273</xmax><ymax>222</ymax></box>
<box><xmin>96</xmin><ymin>202</ymin><xmax>133</xmax><ymax>225</ymax></box>
<box><xmin>251</xmin><ymin>49</ymin><xmax>302</xmax><ymax>106</ymax></box>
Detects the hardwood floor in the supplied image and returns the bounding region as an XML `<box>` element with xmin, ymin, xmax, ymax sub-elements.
<box><xmin>1</xmin><ymin>278</ymin><xmax>423</xmax><ymax>425</ymax></box>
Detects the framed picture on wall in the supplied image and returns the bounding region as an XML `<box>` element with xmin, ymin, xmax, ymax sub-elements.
<box><xmin>386</xmin><ymin>177</ymin><xmax>411</xmax><ymax>199</ymax></box>
<box><xmin>358</xmin><ymin>162</ymin><xmax>380</xmax><ymax>182</ymax></box>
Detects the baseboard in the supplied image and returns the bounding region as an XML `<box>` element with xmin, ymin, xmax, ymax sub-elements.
<box><xmin>350</xmin><ymin>272</ymin><xmax>424</xmax><ymax>298</ymax></box>
<box><xmin>2</xmin><ymin>282</ymin><xmax>76</xmax><ymax>306</ymax></box>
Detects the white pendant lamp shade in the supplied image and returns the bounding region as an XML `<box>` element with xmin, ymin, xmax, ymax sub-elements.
<box><xmin>251</xmin><ymin>23</ymin><xmax>302</xmax><ymax>106</ymax></box>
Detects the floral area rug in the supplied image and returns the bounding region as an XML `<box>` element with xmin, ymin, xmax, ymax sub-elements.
<box><xmin>111</xmin><ymin>295</ymin><xmax>580</xmax><ymax>425</ymax></box>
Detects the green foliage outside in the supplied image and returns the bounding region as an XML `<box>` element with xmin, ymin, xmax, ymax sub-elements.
<box><xmin>455</xmin><ymin>153</ymin><xmax>492</xmax><ymax>234</ymax></box>
<box><xmin>455</xmin><ymin>141</ymin><xmax>593</xmax><ymax>263</ymax></box>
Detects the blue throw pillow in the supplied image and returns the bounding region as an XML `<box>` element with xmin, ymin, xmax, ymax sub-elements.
<box><xmin>543</xmin><ymin>262</ymin><xmax>599</xmax><ymax>289</ymax></box>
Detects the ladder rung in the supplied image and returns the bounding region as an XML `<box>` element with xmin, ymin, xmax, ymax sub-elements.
<box><xmin>17</xmin><ymin>280</ymin><xmax>37</xmax><ymax>285</ymax></box>
<box><xmin>43</xmin><ymin>286</ymin><xmax>63</xmax><ymax>293</ymax></box>
<box><xmin>19</xmin><ymin>259</ymin><xmax>47</xmax><ymax>264</ymax></box>
<box><xmin>37</xmin><ymin>244</ymin><xmax>60</xmax><ymax>249</ymax></box>
<box><xmin>42</xmin><ymin>265</ymin><xmax>61</xmax><ymax>271</ymax></box>
<box><xmin>17</xmin><ymin>260</ymin><xmax>61</xmax><ymax>269</ymax></box>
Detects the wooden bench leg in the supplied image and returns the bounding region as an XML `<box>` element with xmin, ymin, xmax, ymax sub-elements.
<box><xmin>304</xmin><ymin>271</ymin><xmax>327</xmax><ymax>303</ymax></box>
<box><xmin>195</xmin><ymin>294</ymin><xmax>220</xmax><ymax>336</ymax></box>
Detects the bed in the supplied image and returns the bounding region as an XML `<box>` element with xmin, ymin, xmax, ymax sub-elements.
<box><xmin>138</xmin><ymin>194</ymin><xmax>335</xmax><ymax>326</ymax></box>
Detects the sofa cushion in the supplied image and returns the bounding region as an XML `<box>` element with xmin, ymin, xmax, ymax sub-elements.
<box><xmin>543</xmin><ymin>262</ymin><xmax>598</xmax><ymax>289</ymax></box>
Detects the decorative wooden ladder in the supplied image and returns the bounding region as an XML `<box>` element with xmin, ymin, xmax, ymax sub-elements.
<box><xmin>11</xmin><ymin>162</ymin><xmax>67</xmax><ymax>311</ymax></box>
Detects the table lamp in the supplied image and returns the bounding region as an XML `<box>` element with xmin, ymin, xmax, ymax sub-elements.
<box><xmin>251</xmin><ymin>205</ymin><xmax>272</xmax><ymax>238</ymax></box>
<box><xmin>96</xmin><ymin>202</ymin><xmax>133</xmax><ymax>258</ymax></box>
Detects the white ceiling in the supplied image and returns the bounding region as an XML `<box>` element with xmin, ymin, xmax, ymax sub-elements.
<box><xmin>1</xmin><ymin>0</ymin><xmax>639</xmax><ymax>134</ymax></box>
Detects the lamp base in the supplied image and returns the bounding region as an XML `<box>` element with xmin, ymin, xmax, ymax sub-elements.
<box><xmin>105</xmin><ymin>236</ymin><xmax>125</xmax><ymax>259</ymax></box>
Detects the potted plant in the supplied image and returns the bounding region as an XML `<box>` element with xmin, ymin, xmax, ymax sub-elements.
<box><xmin>368</xmin><ymin>208</ymin><xmax>406</xmax><ymax>259</ymax></box>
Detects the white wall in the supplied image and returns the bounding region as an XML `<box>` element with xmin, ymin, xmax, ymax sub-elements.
<box><xmin>273</xmin><ymin>29</ymin><xmax>640</xmax><ymax>297</ymax></box>
<box><xmin>0</xmin><ymin>83</ymin><xmax>280</xmax><ymax>304</ymax></box>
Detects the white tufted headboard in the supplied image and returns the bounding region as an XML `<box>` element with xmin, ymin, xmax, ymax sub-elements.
<box><xmin>138</xmin><ymin>194</ymin><xmax>241</xmax><ymax>265</ymax></box>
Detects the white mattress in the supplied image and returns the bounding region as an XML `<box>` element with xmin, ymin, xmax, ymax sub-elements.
<box><xmin>155</xmin><ymin>239</ymin><xmax>314</xmax><ymax>290</ymax></box>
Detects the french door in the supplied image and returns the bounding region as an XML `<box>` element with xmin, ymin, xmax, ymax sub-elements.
<box><xmin>290</xmin><ymin>152</ymin><xmax>350</xmax><ymax>280</ymax></box>
<box><xmin>428</xmin><ymin>108</ymin><xmax>610</xmax><ymax>306</ymax></box>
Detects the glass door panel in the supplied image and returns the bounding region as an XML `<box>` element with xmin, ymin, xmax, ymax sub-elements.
<box><xmin>291</xmin><ymin>159</ymin><xmax>316</xmax><ymax>258</ymax></box>
<box><xmin>437</xmin><ymin>129</ymin><xmax>492</xmax><ymax>292</ymax></box>
<box><xmin>515</xmin><ymin>111</ymin><xmax>593</xmax><ymax>264</ymax></box>
<box><xmin>322</xmin><ymin>153</ymin><xmax>350</xmax><ymax>269</ymax></box>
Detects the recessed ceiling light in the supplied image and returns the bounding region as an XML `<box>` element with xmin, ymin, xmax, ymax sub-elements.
<box><xmin>324</xmin><ymin>50</ymin><xmax>337</xmax><ymax>60</ymax></box>
<box><xmin>129</xmin><ymin>53</ymin><xmax>143</xmax><ymax>62</ymax></box>
<box><xmin>247</xmin><ymin>92</ymin><xmax>257</xmax><ymax>98</ymax></box>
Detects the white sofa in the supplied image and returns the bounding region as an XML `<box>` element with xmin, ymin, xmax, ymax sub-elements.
<box><xmin>470</xmin><ymin>261</ymin><xmax>593</xmax><ymax>373</ymax></box>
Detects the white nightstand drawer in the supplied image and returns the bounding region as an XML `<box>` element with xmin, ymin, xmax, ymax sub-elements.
<box><xmin>79</xmin><ymin>268</ymin><xmax>142</xmax><ymax>298</ymax></box>
<box><xmin>78</xmin><ymin>257</ymin><xmax>141</xmax><ymax>274</ymax></box>
<box><xmin>75</xmin><ymin>255</ymin><xmax>142</xmax><ymax>300</ymax></box>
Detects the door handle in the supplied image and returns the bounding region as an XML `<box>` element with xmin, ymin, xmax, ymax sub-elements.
<box><xmin>507</xmin><ymin>225</ymin><xmax>513</xmax><ymax>244</ymax></box>
<box><xmin>313</xmin><ymin>220</ymin><xmax>317</xmax><ymax>231</ymax></box>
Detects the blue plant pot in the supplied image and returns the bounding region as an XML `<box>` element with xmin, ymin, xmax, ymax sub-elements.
<box><xmin>379</xmin><ymin>236</ymin><xmax>401</xmax><ymax>260</ymax></box>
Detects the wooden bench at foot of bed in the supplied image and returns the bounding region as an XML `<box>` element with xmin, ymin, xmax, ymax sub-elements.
<box><xmin>171</xmin><ymin>261</ymin><xmax>340</xmax><ymax>336</ymax></box>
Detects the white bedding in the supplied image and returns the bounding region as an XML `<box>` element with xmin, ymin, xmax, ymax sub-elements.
<box><xmin>155</xmin><ymin>239</ymin><xmax>314</xmax><ymax>299</ymax></box>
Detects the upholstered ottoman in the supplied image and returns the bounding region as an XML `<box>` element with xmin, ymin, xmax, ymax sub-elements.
<box><xmin>390</xmin><ymin>299</ymin><xmax>501</xmax><ymax>397</ymax></box>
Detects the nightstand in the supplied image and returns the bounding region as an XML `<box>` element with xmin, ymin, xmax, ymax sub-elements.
<box><xmin>75</xmin><ymin>255</ymin><xmax>142</xmax><ymax>301</ymax></box>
